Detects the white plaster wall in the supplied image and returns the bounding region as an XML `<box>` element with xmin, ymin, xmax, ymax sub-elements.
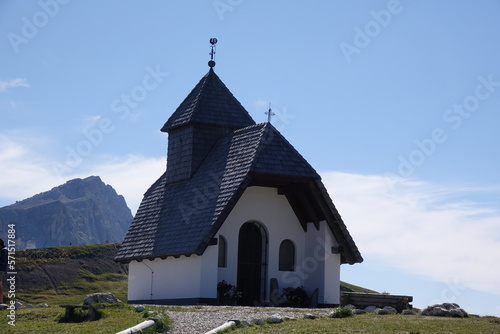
<box><xmin>323</xmin><ymin>225</ymin><xmax>341</xmax><ymax>305</ymax></box>
<box><xmin>217</xmin><ymin>186</ymin><xmax>331</xmax><ymax>302</ymax></box>
<box><xmin>200</xmin><ymin>240</ymin><xmax>219</xmax><ymax>298</ymax></box>
<box><xmin>128</xmin><ymin>255</ymin><xmax>204</xmax><ymax>301</ymax></box>
<box><xmin>303</xmin><ymin>221</ymin><xmax>327</xmax><ymax>303</ymax></box>
<box><xmin>128</xmin><ymin>260</ymin><xmax>154</xmax><ymax>301</ymax></box>
<box><xmin>302</xmin><ymin>220</ymin><xmax>342</xmax><ymax>304</ymax></box>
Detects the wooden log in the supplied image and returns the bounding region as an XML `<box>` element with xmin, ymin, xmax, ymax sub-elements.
<box><xmin>116</xmin><ymin>318</ymin><xmax>158</xmax><ymax>334</ymax></box>
<box><xmin>205</xmin><ymin>320</ymin><xmax>237</xmax><ymax>334</ymax></box>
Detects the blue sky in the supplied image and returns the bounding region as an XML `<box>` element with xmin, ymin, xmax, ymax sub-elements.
<box><xmin>1</xmin><ymin>1</ymin><xmax>499</xmax><ymax>316</ymax></box>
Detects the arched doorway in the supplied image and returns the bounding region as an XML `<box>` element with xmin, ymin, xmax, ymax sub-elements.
<box><xmin>237</xmin><ymin>221</ymin><xmax>268</xmax><ymax>305</ymax></box>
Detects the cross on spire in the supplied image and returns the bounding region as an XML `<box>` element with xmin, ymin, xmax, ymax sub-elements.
<box><xmin>208</xmin><ymin>38</ymin><xmax>217</xmax><ymax>68</ymax></box>
<box><xmin>265</xmin><ymin>103</ymin><xmax>275</xmax><ymax>123</ymax></box>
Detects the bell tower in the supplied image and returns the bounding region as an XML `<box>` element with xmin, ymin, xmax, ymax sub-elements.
<box><xmin>161</xmin><ymin>39</ymin><xmax>255</xmax><ymax>184</ymax></box>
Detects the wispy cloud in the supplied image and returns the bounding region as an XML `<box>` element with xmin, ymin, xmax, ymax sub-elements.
<box><xmin>322</xmin><ymin>171</ymin><xmax>500</xmax><ymax>296</ymax></box>
<box><xmin>254</xmin><ymin>99</ymin><xmax>269</xmax><ymax>109</ymax></box>
<box><xmin>0</xmin><ymin>78</ymin><xmax>30</xmax><ymax>92</ymax></box>
<box><xmin>0</xmin><ymin>131</ymin><xmax>164</xmax><ymax>214</ymax></box>
<box><xmin>80</xmin><ymin>115</ymin><xmax>102</xmax><ymax>133</ymax></box>
<box><xmin>0</xmin><ymin>132</ymin><xmax>58</xmax><ymax>202</ymax></box>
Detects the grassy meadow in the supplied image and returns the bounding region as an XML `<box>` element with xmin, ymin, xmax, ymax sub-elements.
<box><xmin>1</xmin><ymin>244</ymin><xmax>498</xmax><ymax>333</ymax></box>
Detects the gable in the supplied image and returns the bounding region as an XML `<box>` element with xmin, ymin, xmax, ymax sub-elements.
<box><xmin>251</xmin><ymin>125</ymin><xmax>319</xmax><ymax>178</ymax></box>
<box><xmin>218</xmin><ymin>186</ymin><xmax>305</xmax><ymax>236</ymax></box>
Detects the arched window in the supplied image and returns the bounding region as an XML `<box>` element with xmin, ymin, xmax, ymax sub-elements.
<box><xmin>218</xmin><ymin>235</ymin><xmax>227</xmax><ymax>268</ymax></box>
<box><xmin>279</xmin><ymin>239</ymin><xmax>295</xmax><ymax>271</ymax></box>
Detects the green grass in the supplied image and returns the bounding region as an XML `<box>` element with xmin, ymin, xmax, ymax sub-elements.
<box><xmin>226</xmin><ymin>313</ymin><xmax>500</xmax><ymax>334</ymax></box>
<box><xmin>330</xmin><ymin>307</ymin><xmax>354</xmax><ymax>318</ymax></box>
<box><xmin>0</xmin><ymin>303</ymin><xmax>172</xmax><ymax>334</ymax></box>
<box><xmin>1</xmin><ymin>275</ymin><xmax>170</xmax><ymax>334</ymax></box>
<box><xmin>18</xmin><ymin>243</ymin><xmax>121</xmax><ymax>262</ymax></box>
<box><xmin>340</xmin><ymin>281</ymin><xmax>378</xmax><ymax>294</ymax></box>
<box><xmin>16</xmin><ymin>271</ymin><xmax>128</xmax><ymax>306</ymax></box>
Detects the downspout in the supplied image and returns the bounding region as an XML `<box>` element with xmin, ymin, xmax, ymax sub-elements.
<box><xmin>142</xmin><ymin>261</ymin><xmax>154</xmax><ymax>300</ymax></box>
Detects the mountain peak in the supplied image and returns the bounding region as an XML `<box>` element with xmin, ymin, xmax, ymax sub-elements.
<box><xmin>0</xmin><ymin>176</ymin><xmax>133</xmax><ymax>249</ymax></box>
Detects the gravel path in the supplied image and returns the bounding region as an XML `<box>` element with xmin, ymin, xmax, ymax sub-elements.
<box><xmin>161</xmin><ymin>305</ymin><xmax>334</xmax><ymax>334</ymax></box>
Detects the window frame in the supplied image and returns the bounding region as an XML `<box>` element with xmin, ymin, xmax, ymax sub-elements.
<box><xmin>218</xmin><ymin>235</ymin><xmax>227</xmax><ymax>268</ymax></box>
<box><xmin>278</xmin><ymin>239</ymin><xmax>295</xmax><ymax>272</ymax></box>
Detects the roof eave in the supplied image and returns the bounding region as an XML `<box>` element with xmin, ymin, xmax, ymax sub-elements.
<box><xmin>312</xmin><ymin>179</ymin><xmax>363</xmax><ymax>264</ymax></box>
<box><xmin>115</xmin><ymin>250</ymin><xmax>198</xmax><ymax>264</ymax></box>
<box><xmin>194</xmin><ymin>174</ymin><xmax>253</xmax><ymax>256</ymax></box>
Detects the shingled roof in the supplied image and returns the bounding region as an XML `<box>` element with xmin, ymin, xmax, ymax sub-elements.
<box><xmin>116</xmin><ymin>69</ymin><xmax>363</xmax><ymax>265</ymax></box>
<box><xmin>161</xmin><ymin>68</ymin><xmax>254</xmax><ymax>132</ymax></box>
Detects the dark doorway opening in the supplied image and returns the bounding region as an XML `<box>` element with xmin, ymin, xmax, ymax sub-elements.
<box><xmin>237</xmin><ymin>221</ymin><xmax>268</xmax><ymax>305</ymax></box>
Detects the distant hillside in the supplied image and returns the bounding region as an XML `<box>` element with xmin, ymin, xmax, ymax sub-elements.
<box><xmin>341</xmin><ymin>281</ymin><xmax>378</xmax><ymax>294</ymax></box>
<box><xmin>0</xmin><ymin>176</ymin><xmax>133</xmax><ymax>249</ymax></box>
<box><xmin>16</xmin><ymin>243</ymin><xmax>128</xmax><ymax>294</ymax></box>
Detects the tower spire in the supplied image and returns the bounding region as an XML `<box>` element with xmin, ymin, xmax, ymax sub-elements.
<box><xmin>208</xmin><ymin>38</ymin><xmax>217</xmax><ymax>68</ymax></box>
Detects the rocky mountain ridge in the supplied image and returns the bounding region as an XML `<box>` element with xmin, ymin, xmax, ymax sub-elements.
<box><xmin>0</xmin><ymin>176</ymin><xmax>132</xmax><ymax>249</ymax></box>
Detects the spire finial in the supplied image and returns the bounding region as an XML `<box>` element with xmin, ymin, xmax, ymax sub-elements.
<box><xmin>265</xmin><ymin>103</ymin><xmax>275</xmax><ymax>123</ymax></box>
<box><xmin>208</xmin><ymin>38</ymin><xmax>217</xmax><ymax>68</ymax></box>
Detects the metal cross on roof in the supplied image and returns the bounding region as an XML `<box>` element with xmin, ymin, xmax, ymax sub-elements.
<box><xmin>265</xmin><ymin>103</ymin><xmax>275</xmax><ymax>123</ymax></box>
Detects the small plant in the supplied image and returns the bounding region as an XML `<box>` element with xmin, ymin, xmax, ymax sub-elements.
<box><xmin>149</xmin><ymin>313</ymin><xmax>173</xmax><ymax>333</ymax></box>
<box><xmin>217</xmin><ymin>280</ymin><xmax>242</xmax><ymax>304</ymax></box>
<box><xmin>281</xmin><ymin>286</ymin><xmax>309</xmax><ymax>308</ymax></box>
<box><xmin>225</xmin><ymin>285</ymin><xmax>242</xmax><ymax>300</ymax></box>
<box><xmin>330</xmin><ymin>307</ymin><xmax>354</xmax><ymax>318</ymax></box>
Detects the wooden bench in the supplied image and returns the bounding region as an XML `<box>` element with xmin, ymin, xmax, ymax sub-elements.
<box><xmin>60</xmin><ymin>304</ymin><xmax>103</xmax><ymax>320</ymax></box>
<box><xmin>340</xmin><ymin>292</ymin><xmax>413</xmax><ymax>313</ymax></box>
